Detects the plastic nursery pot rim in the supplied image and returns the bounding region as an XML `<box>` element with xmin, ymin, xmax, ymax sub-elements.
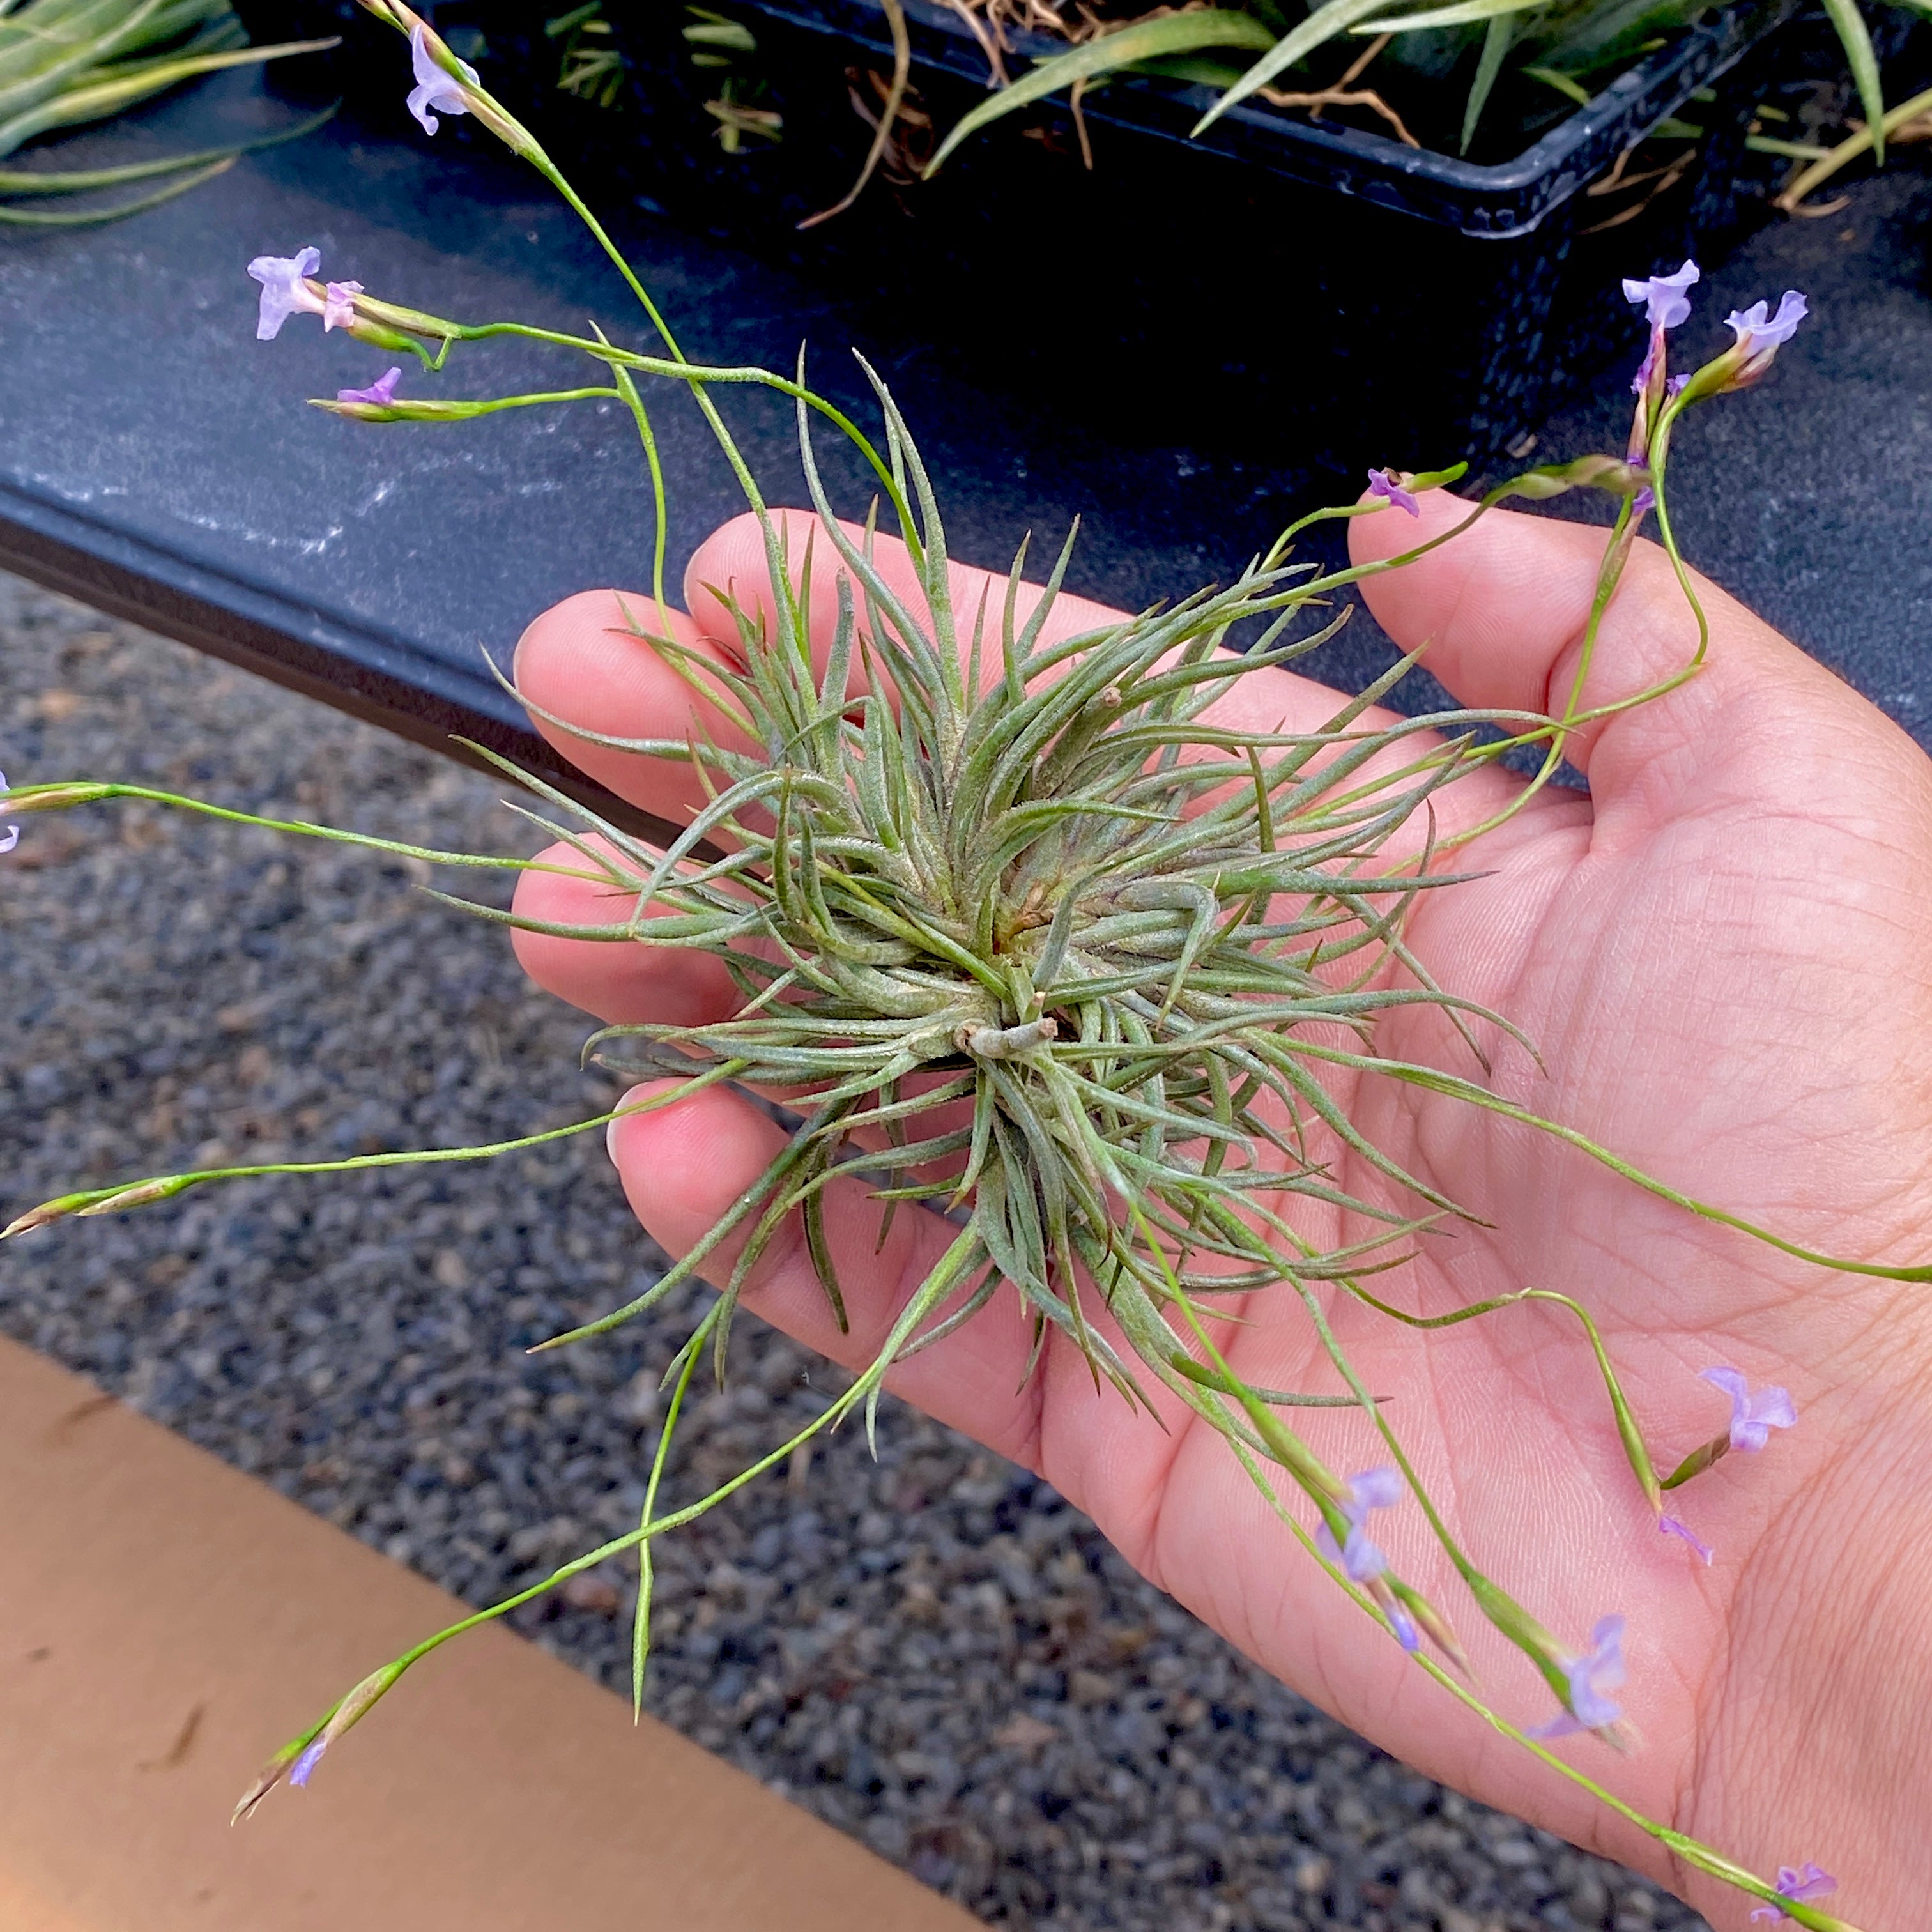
<box><xmin>734</xmin><ymin>0</ymin><xmax>1797</xmax><ymax>236</ymax></box>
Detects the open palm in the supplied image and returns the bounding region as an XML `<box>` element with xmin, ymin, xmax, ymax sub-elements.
<box><xmin>509</xmin><ymin>493</ymin><xmax>1932</xmax><ymax>1931</ymax></box>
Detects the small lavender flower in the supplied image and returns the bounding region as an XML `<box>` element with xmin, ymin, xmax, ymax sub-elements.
<box><xmin>288</xmin><ymin>1736</ymin><xmax>328</xmax><ymax>1787</ymax></box>
<box><xmin>1622</xmin><ymin>259</ymin><xmax>1700</xmax><ymax>330</ymax></box>
<box><xmin>1315</xmin><ymin>1466</ymin><xmax>1402</xmax><ymax>1582</ymax></box>
<box><xmin>408</xmin><ymin>22</ymin><xmax>477</xmax><ymax>137</ymax></box>
<box><xmin>247</xmin><ymin>247</ymin><xmax>326</xmax><ymax>341</ymax></box>
<box><xmin>1702</xmin><ymin>1366</ymin><xmax>1797</xmax><ymax>1452</ymax></box>
<box><xmin>1386</xmin><ymin>1599</ymin><xmax>1420</xmax><ymax>1652</ymax></box>
<box><xmin>1724</xmin><ymin>291</ymin><xmax>1808</xmax><ymax>385</ymax></box>
<box><xmin>1529</xmin><ymin>1614</ymin><xmax>1625</xmax><ymax>1739</ymax></box>
<box><xmin>338</xmin><ymin>367</ymin><xmax>404</xmax><ymax>407</ymax></box>
<box><xmin>323</xmin><ymin>280</ymin><xmax>364</xmax><ymax>332</ymax></box>
<box><xmin>1</xmin><ymin>770</ymin><xmax>17</xmax><ymax>857</ymax></box>
<box><xmin>1367</xmin><ymin>469</ymin><xmax>1419</xmax><ymax>518</ymax></box>
<box><xmin>1659</xmin><ymin>1514</ymin><xmax>1713</xmax><ymax>1565</ymax></box>
<box><xmin>1749</xmin><ymin>1862</ymin><xmax>1837</xmax><ymax>1922</ymax></box>
<box><xmin>1631</xmin><ymin>486</ymin><xmax>1656</xmax><ymax>518</ymax></box>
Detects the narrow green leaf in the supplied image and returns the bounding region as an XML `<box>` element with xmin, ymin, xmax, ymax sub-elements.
<box><xmin>1356</xmin><ymin>0</ymin><xmax>1540</xmax><ymax>34</ymax></box>
<box><xmin>1818</xmin><ymin>0</ymin><xmax>1886</xmax><ymax>165</ymax></box>
<box><xmin>1461</xmin><ymin>12</ymin><xmax>1514</xmax><ymax>153</ymax></box>
<box><xmin>927</xmin><ymin>9</ymin><xmax>1278</xmax><ymax>174</ymax></box>
<box><xmin>1192</xmin><ymin>0</ymin><xmax>1402</xmax><ymax>135</ymax></box>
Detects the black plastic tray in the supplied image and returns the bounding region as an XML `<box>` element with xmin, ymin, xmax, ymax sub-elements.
<box><xmin>264</xmin><ymin>0</ymin><xmax>1800</xmax><ymax>468</ymax></box>
<box><xmin>677</xmin><ymin>0</ymin><xmax>1793</xmax><ymax>237</ymax></box>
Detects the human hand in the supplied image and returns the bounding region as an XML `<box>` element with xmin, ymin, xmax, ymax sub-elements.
<box><xmin>509</xmin><ymin>495</ymin><xmax>1932</xmax><ymax>1931</ymax></box>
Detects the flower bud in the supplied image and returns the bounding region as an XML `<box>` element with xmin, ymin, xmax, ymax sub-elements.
<box><xmin>0</xmin><ymin>781</ymin><xmax>113</xmax><ymax>815</ymax></box>
<box><xmin>75</xmin><ymin>1176</ymin><xmax>188</xmax><ymax>1218</ymax></box>
<box><xmin>233</xmin><ymin>1660</ymin><xmax>406</xmax><ymax>1821</ymax></box>
<box><xmin>2</xmin><ymin>1192</ymin><xmax>96</xmax><ymax>1239</ymax></box>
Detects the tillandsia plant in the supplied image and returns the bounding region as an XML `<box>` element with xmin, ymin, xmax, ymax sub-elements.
<box><xmin>0</xmin><ymin>9</ymin><xmax>1906</xmax><ymax>1928</ymax></box>
<box><xmin>0</xmin><ymin>0</ymin><xmax>336</xmax><ymax>228</ymax></box>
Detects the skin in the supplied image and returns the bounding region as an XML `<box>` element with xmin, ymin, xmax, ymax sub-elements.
<box><xmin>507</xmin><ymin>492</ymin><xmax>1932</xmax><ymax>1931</ymax></box>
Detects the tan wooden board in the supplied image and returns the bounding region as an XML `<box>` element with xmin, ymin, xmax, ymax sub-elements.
<box><xmin>0</xmin><ymin>1337</ymin><xmax>977</xmax><ymax>1932</ymax></box>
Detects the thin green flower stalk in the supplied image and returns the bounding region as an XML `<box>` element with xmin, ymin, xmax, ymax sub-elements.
<box><xmin>0</xmin><ymin>18</ymin><xmax>1886</xmax><ymax>1929</ymax></box>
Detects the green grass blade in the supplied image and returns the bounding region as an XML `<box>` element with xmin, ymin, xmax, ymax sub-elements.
<box><xmin>1461</xmin><ymin>12</ymin><xmax>1514</xmax><ymax>150</ymax></box>
<box><xmin>1192</xmin><ymin>0</ymin><xmax>1402</xmax><ymax>135</ymax></box>
<box><xmin>1817</xmin><ymin>0</ymin><xmax>1886</xmax><ymax>165</ymax></box>
<box><xmin>1354</xmin><ymin>0</ymin><xmax>1540</xmax><ymax>34</ymax></box>
<box><xmin>927</xmin><ymin>9</ymin><xmax>1277</xmax><ymax>174</ymax></box>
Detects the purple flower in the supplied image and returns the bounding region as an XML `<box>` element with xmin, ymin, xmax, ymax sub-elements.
<box><xmin>288</xmin><ymin>1736</ymin><xmax>328</xmax><ymax>1788</ymax></box>
<box><xmin>1622</xmin><ymin>259</ymin><xmax>1700</xmax><ymax>330</ymax></box>
<box><xmin>1724</xmin><ymin>291</ymin><xmax>1808</xmax><ymax>385</ymax></box>
<box><xmin>1367</xmin><ymin>469</ymin><xmax>1420</xmax><ymax>518</ymax></box>
<box><xmin>1529</xmin><ymin>1614</ymin><xmax>1625</xmax><ymax>1739</ymax></box>
<box><xmin>408</xmin><ymin>22</ymin><xmax>477</xmax><ymax>137</ymax></box>
<box><xmin>247</xmin><ymin>246</ymin><xmax>326</xmax><ymax>341</ymax></box>
<box><xmin>1386</xmin><ymin>1600</ymin><xmax>1420</xmax><ymax>1652</ymax></box>
<box><xmin>1749</xmin><ymin>1862</ymin><xmax>1837</xmax><ymax>1922</ymax></box>
<box><xmin>1728</xmin><ymin>290</ymin><xmax>1808</xmax><ymax>351</ymax></box>
<box><xmin>1315</xmin><ymin>1467</ymin><xmax>1402</xmax><ymax>1582</ymax></box>
<box><xmin>1631</xmin><ymin>486</ymin><xmax>1656</xmax><ymax>518</ymax></box>
<box><xmin>1659</xmin><ymin>1514</ymin><xmax>1712</xmax><ymax>1565</ymax></box>
<box><xmin>1702</xmin><ymin>1366</ymin><xmax>1797</xmax><ymax>1452</ymax></box>
<box><xmin>0</xmin><ymin>770</ymin><xmax>17</xmax><ymax>857</ymax></box>
<box><xmin>338</xmin><ymin>367</ymin><xmax>403</xmax><ymax>407</ymax></box>
<box><xmin>322</xmin><ymin>279</ymin><xmax>364</xmax><ymax>332</ymax></box>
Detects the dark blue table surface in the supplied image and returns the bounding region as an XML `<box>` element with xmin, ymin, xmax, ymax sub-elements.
<box><xmin>2</xmin><ymin>70</ymin><xmax>1928</xmax><ymax>795</ymax></box>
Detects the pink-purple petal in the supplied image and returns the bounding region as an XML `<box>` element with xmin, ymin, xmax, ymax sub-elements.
<box><xmin>337</xmin><ymin>367</ymin><xmax>404</xmax><ymax>407</ymax></box>
<box><xmin>1621</xmin><ymin>259</ymin><xmax>1699</xmax><ymax>330</ymax></box>
<box><xmin>1702</xmin><ymin>1365</ymin><xmax>1797</xmax><ymax>1452</ymax></box>
<box><xmin>1659</xmin><ymin>1514</ymin><xmax>1713</xmax><ymax>1564</ymax></box>
<box><xmin>246</xmin><ymin>246</ymin><xmax>324</xmax><ymax>341</ymax></box>
<box><xmin>1367</xmin><ymin>468</ymin><xmax>1420</xmax><ymax>518</ymax></box>
<box><xmin>408</xmin><ymin>23</ymin><xmax>475</xmax><ymax>136</ymax></box>
<box><xmin>1749</xmin><ymin>1862</ymin><xmax>1837</xmax><ymax>1920</ymax></box>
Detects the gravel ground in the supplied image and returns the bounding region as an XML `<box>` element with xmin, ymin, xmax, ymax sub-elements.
<box><xmin>0</xmin><ymin>569</ymin><xmax>1708</xmax><ymax>1932</ymax></box>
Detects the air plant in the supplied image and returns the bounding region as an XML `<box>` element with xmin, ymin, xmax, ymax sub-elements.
<box><xmin>0</xmin><ymin>8</ymin><xmax>1899</xmax><ymax>1928</ymax></box>
<box><xmin>0</xmin><ymin>0</ymin><xmax>335</xmax><ymax>227</ymax></box>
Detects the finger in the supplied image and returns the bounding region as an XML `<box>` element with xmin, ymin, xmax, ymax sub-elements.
<box><xmin>511</xmin><ymin>838</ymin><xmax>742</xmax><ymax>1029</ymax></box>
<box><xmin>683</xmin><ymin>509</ymin><xmax>1129</xmax><ymax>693</ymax></box>
<box><xmin>511</xmin><ymin>590</ymin><xmax>761</xmax><ymax>829</ymax></box>
<box><xmin>686</xmin><ymin>510</ymin><xmax>1533</xmax><ymax>838</ymax></box>
<box><xmin>608</xmin><ymin>1080</ymin><xmax>1045</xmax><ymax>1461</ymax></box>
<box><xmin>1347</xmin><ymin>490</ymin><xmax>1902</xmax><ymax>815</ymax></box>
